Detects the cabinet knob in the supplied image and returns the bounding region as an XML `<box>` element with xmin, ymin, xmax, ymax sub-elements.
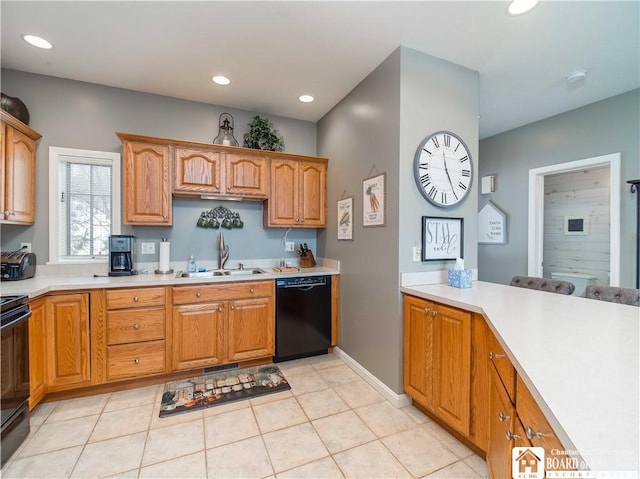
<box><xmin>133</xmin><ymin>296</ymin><xmax>139</xmax><ymax>302</ymax></box>
<box><xmin>489</xmin><ymin>352</ymin><xmax>505</xmax><ymax>360</ymax></box>
<box><xmin>498</xmin><ymin>412</ymin><xmax>510</xmax><ymax>422</ymax></box>
<box><xmin>134</xmin><ymin>358</ymin><xmax>140</xmax><ymax>364</ymax></box>
<box><xmin>218</xmin><ymin>307</ymin><xmax>223</xmax><ymax>312</ymax></box>
<box><xmin>196</xmin><ymin>292</ymin><xmax>201</xmax><ymax>298</ymax></box>
<box><xmin>133</xmin><ymin>323</ymin><xmax>140</xmax><ymax>330</ymax></box>
<box><xmin>525</xmin><ymin>426</ymin><xmax>543</xmax><ymax>439</ymax></box>
<box><xmin>230</xmin><ymin>305</ymin><xmax>235</xmax><ymax>310</ymax></box>
<box><xmin>424</xmin><ymin>308</ymin><xmax>431</xmax><ymax>314</ymax></box>
<box><xmin>163</xmin><ymin>215</ymin><xmax>167</xmax><ymax>219</ymax></box>
<box><xmin>431</xmin><ymin>310</ymin><xmax>436</xmax><ymax>317</ymax></box>
<box><xmin>505</xmin><ymin>430</ymin><xmax>521</xmax><ymax>441</ymax></box>
<box><xmin>250</xmin><ymin>288</ymin><xmax>254</xmax><ymax>294</ymax></box>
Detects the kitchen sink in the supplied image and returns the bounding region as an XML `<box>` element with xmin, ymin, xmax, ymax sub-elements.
<box><xmin>176</xmin><ymin>268</ymin><xmax>266</xmax><ymax>278</ymax></box>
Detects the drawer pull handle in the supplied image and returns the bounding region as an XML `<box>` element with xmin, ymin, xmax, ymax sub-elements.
<box><xmin>196</xmin><ymin>292</ymin><xmax>201</xmax><ymax>298</ymax></box>
<box><xmin>505</xmin><ymin>430</ymin><xmax>521</xmax><ymax>440</ymax></box>
<box><xmin>525</xmin><ymin>426</ymin><xmax>543</xmax><ymax>439</ymax></box>
<box><xmin>133</xmin><ymin>296</ymin><xmax>139</xmax><ymax>302</ymax></box>
<box><xmin>250</xmin><ymin>288</ymin><xmax>254</xmax><ymax>294</ymax></box>
<box><xmin>498</xmin><ymin>412</ymin><xmax>510</xmax><ymax>422</ymax></box>
<box><xmin>489</xmin><ymin>352</ymin><xmax>505</xmax><ymax>360</ymax></box>
<box><xmin>133</xmin><ymin>323</ymin><xmax>140</xmax><ymax>330</ymax></box>
<box><xmin>134</xmin><ymin>358</ymin><xmax>140</xmax><ymax>364</ymax></box>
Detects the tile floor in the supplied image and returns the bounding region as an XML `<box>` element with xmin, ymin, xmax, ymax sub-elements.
<box><xmin>1</xmin><ymin>354</ymin><xmax>489</xmax><ymax>478</ymax></box>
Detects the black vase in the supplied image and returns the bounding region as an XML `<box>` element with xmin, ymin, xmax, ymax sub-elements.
<box><xmin>1</xmin><ymin>93</ymin><xmax>30</xmax><ymax>125</ymax></box>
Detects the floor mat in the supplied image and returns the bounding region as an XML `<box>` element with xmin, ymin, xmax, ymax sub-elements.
<box><xmin>159</xmin><ymin>364</ymin><xmax>290</xmax><ymax>418</ymax></box>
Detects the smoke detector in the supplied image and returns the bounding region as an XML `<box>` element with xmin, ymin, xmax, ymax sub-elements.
<box><xmin>566</xmin><ymin>70</ymin><xmax>588</xmax><ymax>84</ymax></box>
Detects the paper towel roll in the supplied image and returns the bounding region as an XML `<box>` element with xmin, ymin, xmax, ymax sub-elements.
<box><xmin>158</xmin><ymin>241</ymin><xmax>171</xmax><ymax>272</ymax></box>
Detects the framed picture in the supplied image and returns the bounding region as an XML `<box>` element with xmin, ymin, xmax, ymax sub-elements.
<box><xmin>337</xmin><ymin>197</ymin><xmax>354</xmax><ymax>240</ymax></box>
<box><xmin>421</xmin><ymin>216</ymin><xmax>464</xmax><ymax>261</ymax></box>
<box><xmin>363</xmin><ymin>173</ymin><xmax>385</xmax><ymax>227</ymax></box>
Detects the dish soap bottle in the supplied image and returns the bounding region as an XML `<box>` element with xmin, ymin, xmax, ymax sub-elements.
<box><xmin>187</xmin><ymin>255</ymin><xmax>196</xmax><ymax>272</ymax></box>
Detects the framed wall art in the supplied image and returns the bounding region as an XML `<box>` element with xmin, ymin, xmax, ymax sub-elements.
<box><xmin>478</xmin><ymin>201</ymin><xmax>507</xmax><ymax>244</ymax></box>
<box><xmin>337</xmin><ymin>196</ymin><xmax>354</xmax><ymax>240</ymax></box>
<box><xmin>363</xmin><ymin>173</ymin><xmax>385</xmax><ymax>227</ymax></box>
<box><xmin>421</xmin><ymin>216</ymin><xmax>464</xmax><ymax>261</ymax></box>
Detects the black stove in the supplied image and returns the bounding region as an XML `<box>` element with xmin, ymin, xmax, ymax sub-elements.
<box><xmin>1</xmin><ymin>293</ymin><xmax>31</xmax><ymax>466</ymax></box>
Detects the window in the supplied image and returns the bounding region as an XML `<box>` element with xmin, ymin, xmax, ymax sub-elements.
<box><xmin>49</xmin><ymin>147</ymin><xmax>121</xmax><ymax>263</ymax></box>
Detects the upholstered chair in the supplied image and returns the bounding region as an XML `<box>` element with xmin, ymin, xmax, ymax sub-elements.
<box><xmin>510</xmin><ymin>275</ymin><xmax>575</xmax><ymax>295</ymax></box>
<box><xmin>583</xmin><ymin>285</ymin><xmax>640</xmax><ymax>306</ymax></box>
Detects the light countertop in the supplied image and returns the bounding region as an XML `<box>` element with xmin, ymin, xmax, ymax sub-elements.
<box><xmin>1</xmin><ymin>265</ymin><xmax>339</xmax><ymax>298</ymax></box>
<box><xmin>401</xmin><ymin>281</ymin><xmax>639</xmax><ymax>473</ymax></box>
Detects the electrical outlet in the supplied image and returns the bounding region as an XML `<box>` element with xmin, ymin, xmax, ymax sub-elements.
<box><xmin>141</xmin><ymin>242</ymin><xmax>155</xmax><ymax>254</ymax></box>
<box><xmin>285</xmin><ymin>242</ymin><xmax>295</xmax><ymax>252</ymax></box>
<box><xmin>20</xmin><ymin>243</ymin><xmax>32</xmax><ymax>253</ymax></box>
<box><xmin>412</xmin><ymin>246</ymin><xmax>422</xmax><ymax>262</ymax></box>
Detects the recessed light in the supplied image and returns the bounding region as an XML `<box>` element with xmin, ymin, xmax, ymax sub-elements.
<box><xmin>298</xmin><ymin>95</ymin><xmax>314</xmax><ymax>103</ymax></box>
<box><xmin>507</xmin><ymin>0</ymin><xmax>539</xmax><ymax>15</ymax></box>
<box><xmin>212</xmin><ymin>75</ymin><xmax>231</xmax><ymax>86</ymax></box>
<box><xmin>22</xmin><ymin>34</ymin><xmax>53</xmax><ymax>49</ymax></box>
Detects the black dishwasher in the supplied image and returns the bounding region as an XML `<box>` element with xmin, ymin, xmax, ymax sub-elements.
<box><xmin>274</xmin><ymin>275</ymin><xmax>332</xmax><ymax>362</ymax></box>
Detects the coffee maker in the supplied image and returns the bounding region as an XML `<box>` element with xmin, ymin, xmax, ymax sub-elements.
<box><xmin>109</xmin><ymin>235</ymin><xmax>137</xmax><ymax>276</ymax></box>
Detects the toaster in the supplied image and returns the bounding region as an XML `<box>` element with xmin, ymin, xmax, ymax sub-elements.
<box><xmin>1</xmin><ymin>251</ymin><xmax>36</xmax><ymax>281</ymax></box>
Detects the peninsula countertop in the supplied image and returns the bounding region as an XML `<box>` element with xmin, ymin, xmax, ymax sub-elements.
<box><xmin>401</xmin><ymin>280</ymin><xmax>639</xmax><ymax>473</ymax></box>
<box><xmin>0</xmin><ymin>265</ymin><xmax>339</xmax><ymax>298</ymax></box>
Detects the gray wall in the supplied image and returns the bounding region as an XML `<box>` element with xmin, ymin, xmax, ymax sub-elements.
<box><xmin>0</xmin><ymin>69</ymin><xmax>318</xmax><ymax>265</ymax></box>
<box><xmin>478</xmin><ymin>89</ymin><xmax>639</xmax><ymax>288</ymax></box>
<box><xmin>317</xmin><ymin>47</ymin><xmax>478</xmax><ymax>394</ymax></box>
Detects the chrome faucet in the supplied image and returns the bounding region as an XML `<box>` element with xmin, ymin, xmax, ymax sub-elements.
<box><xmin>218</xmin><ymin>233</ymin><xmax>229</xmax><ymax>270</ymax></box>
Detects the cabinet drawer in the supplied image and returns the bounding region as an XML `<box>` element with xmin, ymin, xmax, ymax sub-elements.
<box><xmin>516</xmin><ymin>376</ymin><xmax>565</xmax><ymax>453</ymax></box>
<box><xmin>487</xmin><ymin>328</ymin><xmax>516</xmax><ymax>402</ymax></box>
<box><xmin>107</xmin><ymin>340</ymin><xmax>166</xmax><ymax>380</ymax></box>
<box><xmin>106</xmin><ymin>287</ymin><xmax>166</xmax><ymax>309</ymax></box>
<box><xmin>172</xmin><ymin>280</ymin><xmax>273</xmax><ymax>305</ymax></box>
<box><xmin>107</xmin><ymin>308</ymin><xmax>165</xmax><ymax>345</ymax></box>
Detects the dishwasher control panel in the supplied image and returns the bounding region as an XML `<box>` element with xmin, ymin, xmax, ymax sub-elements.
<box><xmin>276</xmin><ymin>275</ymin><xmax>329</xmax><ymax>288</ymax></box>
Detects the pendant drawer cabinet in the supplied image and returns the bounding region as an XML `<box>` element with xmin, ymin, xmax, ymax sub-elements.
<box><xmin>91</xmin><ymin>287</ymin><xmax>168</xmax><ymax>383</ymax></box>
<box><xmin>0</xmin><ymin>111</ymin><xmax>41</xmax><ymax>224</ymax></box>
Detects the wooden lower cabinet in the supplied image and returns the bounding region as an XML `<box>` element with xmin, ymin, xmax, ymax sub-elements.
<box><xmin>172</xmin><ymin>301</ymin><xmax>225</xmax><ymax>370</ymax></box>
<box><xmin>28</xmin><ymin>298</ymin><xmax>46</xmax><ymax>409</ymax></box>
<box><xmin>45</xmin><ymin>293</ymin><xmax>91</xmax><ymax>390</ymax></box>
<box><xmin>403</xmin><ymin>295</ymin><xmax>471</xmax><ymax>436</ymax></box>
<box><xmin>172</xmin><ymin>280</ymin><xmax>275</xmax><ymax>370</ymax></box>
<box><xmin>488</xmin><ymin>366</ymin><xmax>517</xmax><ymax>479</ymax></box>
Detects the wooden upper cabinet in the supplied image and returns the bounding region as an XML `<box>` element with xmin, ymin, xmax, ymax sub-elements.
<box><xmin>120</xmin><ymin>137</ymin><xmax>172</xmax><ymax>225</ymax></box>
<box><xmin>1</xmin><ymin>111</ymin><xmax>41</xmax><ymax>224</ymax></box>
<box><xmin>225</xmin><ymin>153</ymin><xmax>268</xmax><ymax>198</ymax></box>
<box><xmin>265</xmin><ymin>158</ymin><xmax>326</xmax><ymax>228</ymax></box>
<box><xmin>174</xmin><ymin>147</ymin><xmax>222</xmax><ymax>195</ymax></box>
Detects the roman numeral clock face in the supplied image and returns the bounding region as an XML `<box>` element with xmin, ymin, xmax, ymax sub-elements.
<box><xmin>413</xmin><ymin>131</ymin><xmax>473</xmax><ymax>207</ymax></box>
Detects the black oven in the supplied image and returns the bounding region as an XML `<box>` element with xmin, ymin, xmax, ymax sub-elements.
<box><xmin>1</xmin><ymin>294</ymin><xmax>31</xmax><ymax>467</ymax></box>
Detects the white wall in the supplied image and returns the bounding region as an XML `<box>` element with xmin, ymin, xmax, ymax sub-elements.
<box><xmin>543</xmin><ymin>166</ymin><xmax>610</xmax><ymax>285</ymax></box>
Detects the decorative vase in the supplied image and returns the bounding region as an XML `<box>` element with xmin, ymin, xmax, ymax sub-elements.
<box><xmin>1</xmin><ymin>93</ymin><xmax>30</xmax><ymax>125</ymax></box>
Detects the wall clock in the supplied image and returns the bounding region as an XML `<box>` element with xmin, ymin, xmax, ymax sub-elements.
<box><xmin>413</xmin><ymin>130</ymin><xmax>473</xmax><ymax>207</ymax></box>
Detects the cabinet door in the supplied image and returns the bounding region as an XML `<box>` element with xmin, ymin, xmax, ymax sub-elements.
<box><xmin>3</xmin><ymin>125</ymin><xmax>36</xmax><ymax>223</ymax></box>
<box><xmin>28</xmin><ymin>298</ymin><xmax>47</xmax><ymax>409</ymax></box>
<box><xmin>174</xmin><ymin>147</ymin><xmax>222</xmax><ymax>195</ymax></box>
<box><xmin>172</xmin><ymin>302</ymin><xmax>225</xmax><ymax>370</ymax></box>
<box><xmin>225</xmin><ymin>153</ymin><xmax>268</xmax><ymax>198</ymax></box>
<box><xmin>123</xmin><ymin>141</ymin><xmax>171</xmax><ymax>225</ymax></box>
<box><xmin>298</xmin><ymin>161</ymin><xmax>326</xmax><ymax>227</ymax></box>
<box><xmin>433</xmin><ymin>303</ymin><xmax>471</xmax><ymax>435</ymax></box>
<box><xmin>488</xmin><ymin>368</ymin><xmax>516</xmax><ymax>479</ymax></box>
<box><xmin>403</xmin><ymin>295</ymin><xmax>433</xmax><ymax>407</ymax></box>
<box><xmin>46</xmin><ymin>294</ymin><xmax>90</xmax><ymax>389</ymax></box>
<box><xmin>227</xmin><ymin>297</ymin><xmax>274</xmax><ymax>362</ymax></box>
<box><xmin>266</xmin><ymin>159</ymin><xmax>299</xmax><ymax>226</ymax></box>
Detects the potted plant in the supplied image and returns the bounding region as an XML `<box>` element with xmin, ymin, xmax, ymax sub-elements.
<box><xmin>243</xmin><ymin>115</ymin><xmax>285</xmax><ymax>152</ymax></box>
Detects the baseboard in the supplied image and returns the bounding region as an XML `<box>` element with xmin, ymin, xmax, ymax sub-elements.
<box><xmin>333</xmin><ymin>347</ymin><xmax>412</xmax><ymax>409</ymax></box>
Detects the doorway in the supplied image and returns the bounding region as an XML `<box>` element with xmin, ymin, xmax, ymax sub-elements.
<box><xmin>527</xmin><ymin>153</ymin><xmax>621</xmax><ymax>286</ymax></box>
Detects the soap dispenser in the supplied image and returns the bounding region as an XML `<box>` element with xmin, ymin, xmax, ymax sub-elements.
<box><xmin>187</xmin><ymin>255</ymin><xmax>196</xmax><ymax>272</ymax></box>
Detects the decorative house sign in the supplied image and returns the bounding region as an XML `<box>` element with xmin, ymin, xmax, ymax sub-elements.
<box><xmin>478</xmin><ymin>201</ymin><xmax>507</xmax><ymax>244</ymax></box>
<box><xmin>197</xmin><ymin>205</ymin><xmax>244</xmax><ymax>229</ymax></box>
